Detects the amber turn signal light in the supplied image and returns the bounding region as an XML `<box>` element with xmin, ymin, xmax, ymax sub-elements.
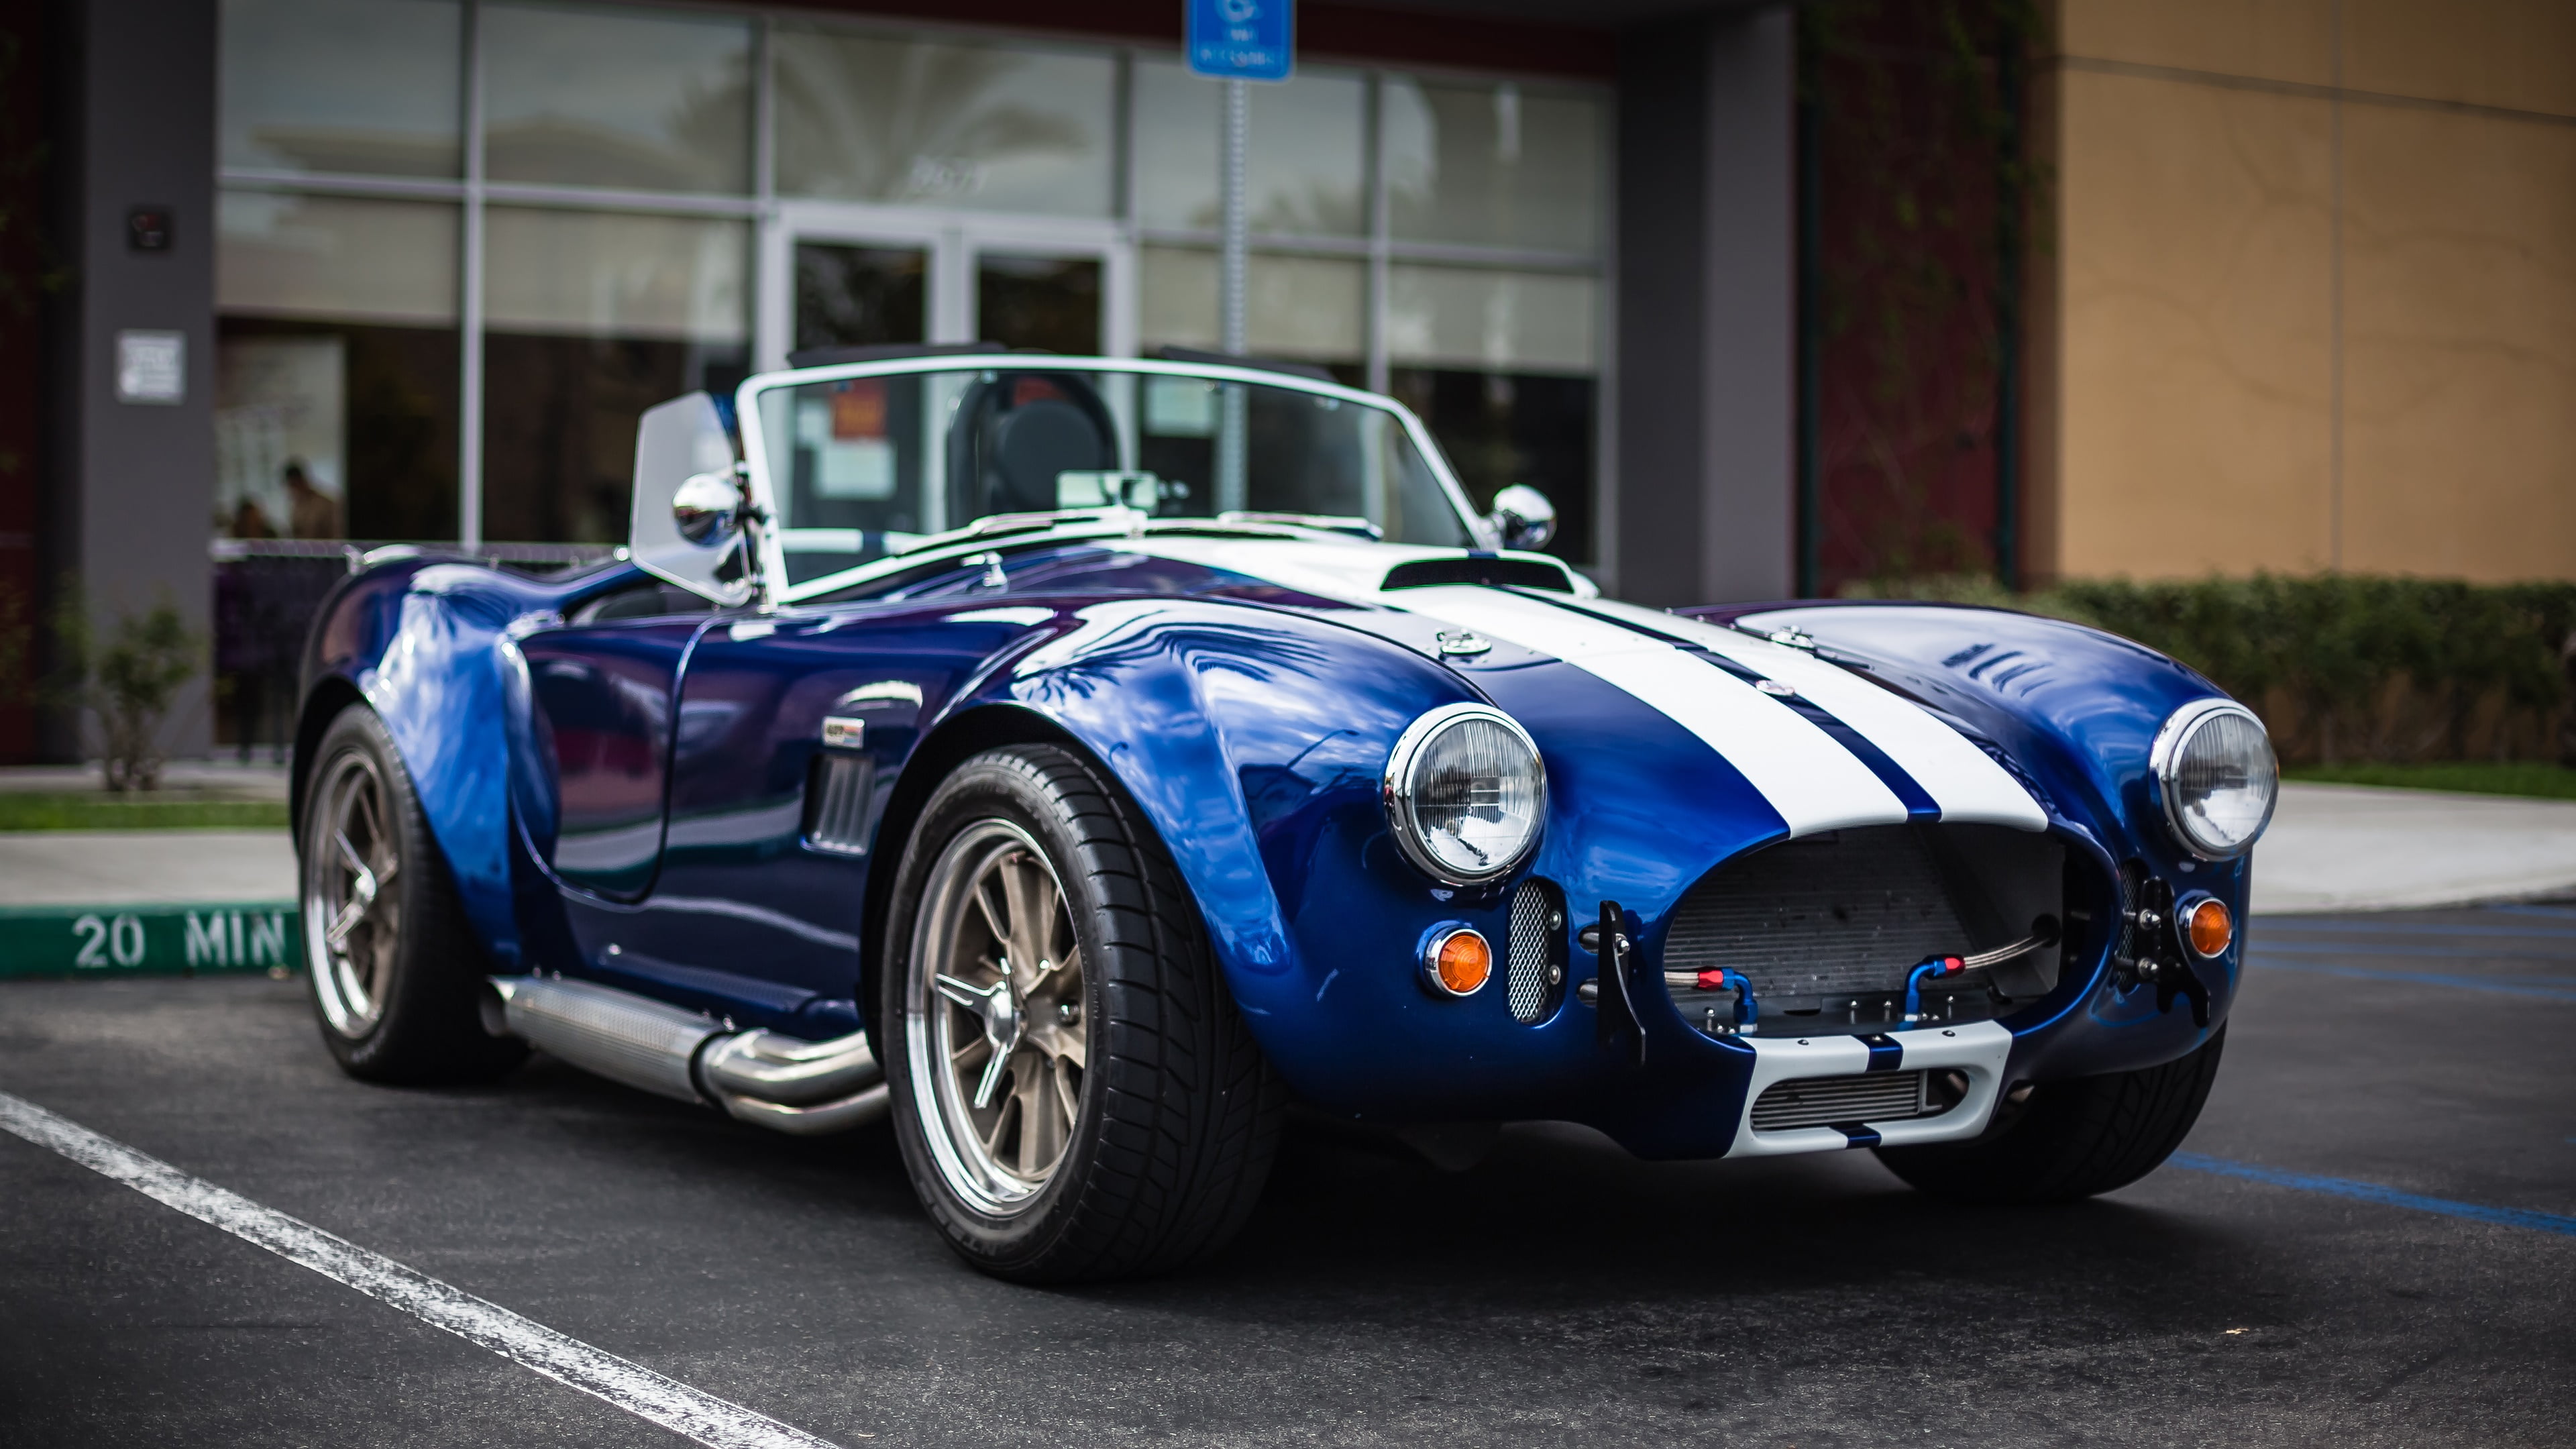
<box><xmin>1424</xmin><ymin>927</ymin><xmax>1493</xmax><ymax>996</ymax></box>
<box><xmin>2183</xmin><ymin>895</ymin><xmax>2233</xmax><ymax>958</ymax></box>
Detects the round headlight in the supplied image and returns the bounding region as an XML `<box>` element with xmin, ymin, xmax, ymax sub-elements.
<box><xmin>1383</xmin><ymin>704</ymin><xmax>1546</xmax><ymax>885</ymax></box>
<box><xmin>2150</xmin><ymin>700</ymin><xmax>2277</xmax><ymax>859</ymax></box>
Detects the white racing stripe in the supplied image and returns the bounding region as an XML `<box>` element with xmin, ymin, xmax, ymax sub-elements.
<box><xmin>1382</xmin><ymin>586</ymin><xmax>1911</xmax><ymax>837</ymax></box>
<box><xmin>1570</xmin><ymin>598</ymin><xmax>2049</xmax><ymax>830</ymax></box>
<box><xmin>0</xmin><ymin>1090</ymin><xmax>850</xmax><ymax>1449</ymax></box>
<box><xmin>1073</xmin><ymin>535</ymin><xmax>2046</xmax><ymax>836</ymax></box>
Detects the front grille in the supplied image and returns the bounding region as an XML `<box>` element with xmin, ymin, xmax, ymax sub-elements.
<box><xmin>1664</xmin><ymin>828</ymin><xmax>1972</xmax><ymax>1002</ymax></box>
<box><xmin>803</xmin><ymin>753</ymin><xmax>875</xmax><ymax>855</ymax></box>
<box><xmin>1505</xmin><ymin>879</ymin><xmax>1565</xmax><ymax>1024</ymax></box>
<box><xmin>1750</xmin><ymin>1070</ymin><xmax>1932</xmax><ymax>1131</ymax></box>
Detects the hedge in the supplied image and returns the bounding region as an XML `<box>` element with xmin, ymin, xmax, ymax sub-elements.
<box><xmin>1841</xmin><ymin>575</ymin><xmax>2576</xmax><ymax>766</ymax></box>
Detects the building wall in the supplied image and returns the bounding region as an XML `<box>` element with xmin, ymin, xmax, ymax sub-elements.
<box><xmin>2040</xmin><ymin>0</ymin><xmax>2576</xmax><ymax>583</ymax></box>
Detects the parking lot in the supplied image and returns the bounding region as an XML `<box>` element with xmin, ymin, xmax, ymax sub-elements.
<box><xmin>3</xmin><ymin>905</ymin><xmax>2570</xmax><ymax>1447</ymax></box>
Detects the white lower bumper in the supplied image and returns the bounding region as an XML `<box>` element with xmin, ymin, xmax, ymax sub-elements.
<box><xmin>1723</xmin><ymin>1019</ymin><xmax>2014</xmax><ymax>1158</ymax></box>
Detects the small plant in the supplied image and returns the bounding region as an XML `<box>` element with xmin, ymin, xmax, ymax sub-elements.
<box><xmin>50</xmin><ymin>585</ymin><xmax>203</xmax><ymax>792</ymax></box>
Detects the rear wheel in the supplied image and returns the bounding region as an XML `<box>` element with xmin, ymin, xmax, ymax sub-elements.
<box><xmin>301</xmin><ymin>704</ymin><xmax>523</xmax><ymax>1084</ymax></box>
<box><xmin>1875</xmin><ymin>1027</ymin><xmax>2225</xmax><ymax>1202</ymax></box>
<box><xmin>883</xmin><ymin>744</ymin><xmax>1284</xmax><ymax>1282</ymax></box>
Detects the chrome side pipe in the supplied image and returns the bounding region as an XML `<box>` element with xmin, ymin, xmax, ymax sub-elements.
<box><xmin>489</xmin><ymin>975</ymin><xmax>888</xmax><ymax>1135</ymax></box>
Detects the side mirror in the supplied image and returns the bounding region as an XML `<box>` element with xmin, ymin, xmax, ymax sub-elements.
<box><xmin>629</xmin><ymin>392</ymin><xmax>755</xmax><ymax>604</ymax></box>
<box><xmin>1486</xmin><ymin>484</ymin><xmax>1557</xmax><ymax>552</ymax></box>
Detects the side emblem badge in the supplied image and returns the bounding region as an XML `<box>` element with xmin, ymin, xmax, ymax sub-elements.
<box><xmin>820</xmin><ymin>716</ymin><xmax>865</xmax><ymax>749</ymax></box>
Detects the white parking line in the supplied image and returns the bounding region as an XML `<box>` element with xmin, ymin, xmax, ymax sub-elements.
<box><xmin>0</xmin><ymin>1090</ymin><xmax>851</xmax><ymax>1449</ymax></box>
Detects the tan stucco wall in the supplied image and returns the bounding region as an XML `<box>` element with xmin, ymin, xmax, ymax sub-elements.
<box><xmin>2041</xmin><ymin>0</ymin><xmax>2576</xmax><ymax>582</ymax></box>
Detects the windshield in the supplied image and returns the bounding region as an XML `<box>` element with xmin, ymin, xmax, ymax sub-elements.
<box><xmin>745</xmin><ymin>362</ymin><xmax>1473</xmax><ymax>584</ymax></box>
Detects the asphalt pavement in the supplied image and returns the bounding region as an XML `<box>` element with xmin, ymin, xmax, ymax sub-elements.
<box><xmin>3</xmin><ymin>905</ymin><xmax>2571</xmax><ymax>1447</ymax></box>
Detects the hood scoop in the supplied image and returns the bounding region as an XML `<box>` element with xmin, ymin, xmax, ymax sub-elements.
<box><xmin>1381</xmin><ymin>555</ymin><xmax>1574</xmax><ymax>593</ymax></box>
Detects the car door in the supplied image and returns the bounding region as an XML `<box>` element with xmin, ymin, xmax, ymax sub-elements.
<box><xmin>519</xmin><ymin>588</ymin><xmax>711</xmax><ymax>901</ymax></box>
<box><xmin>610</xmin><ymin>586</ymin><xmax>1050</xmax><ymax>1035</ymax></box>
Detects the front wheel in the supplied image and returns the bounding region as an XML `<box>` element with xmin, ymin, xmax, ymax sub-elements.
<box><xmin>1875</xmin><ymin>1026</ymin><xmax>2226</xmax><ymax>1202</ymax></box>
<box><xmin>882</xmin><ymin>745</ymin><xmax>1283</xmax><ymax>1282</ymax></box>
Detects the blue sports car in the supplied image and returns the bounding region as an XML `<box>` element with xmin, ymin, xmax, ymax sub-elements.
<box><xmin>292</xmin><ymin>348</ymin><xmax>2277</xmax><ymax>1281</ymax></box>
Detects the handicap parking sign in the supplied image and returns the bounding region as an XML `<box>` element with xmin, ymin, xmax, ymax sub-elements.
<box><xmin>1186</xmin><ymin>0</ymin><xmax>1294</xmax><ymax>83</ymax></box>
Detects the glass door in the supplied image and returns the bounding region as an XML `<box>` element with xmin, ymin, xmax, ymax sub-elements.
<box><xmin>758</xmin><ymin>203</ymin><xmax>1130</xmax><ymax>370</ymax></box>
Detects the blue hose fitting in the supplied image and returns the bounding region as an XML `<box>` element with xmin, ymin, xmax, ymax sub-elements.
<box><xmin>1904</xmin><ymin>956</ymin><xmax>1966</xmax><ymax>1021</ymax></box>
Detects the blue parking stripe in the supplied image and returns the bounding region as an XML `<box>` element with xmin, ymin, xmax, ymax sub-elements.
<box><xmin>2491</xmin><ymin>904</ymin><xmax>2576</xmax><ymax>921</ymax></box>
<box><xmin>2249</xmin><ymin>959</ymin><xmax>2576</xmax><ymax>1002</ymax></box>
<box><xmin>2167</xmin><ymin>1153</ymin><xmax>2576</xmax><ymax>1237</ymax></box>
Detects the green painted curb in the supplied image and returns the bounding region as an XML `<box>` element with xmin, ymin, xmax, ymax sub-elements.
<box><xmin>0</xmin><ymin>903</ymin><xmax>302</xmax><ymax>979</ymax></box>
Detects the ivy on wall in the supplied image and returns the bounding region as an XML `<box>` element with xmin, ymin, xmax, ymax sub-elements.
<box><xmin>1799</xmin><ymin>0</ymin><xmax>2049</xmax><ymax>597</ymax></box>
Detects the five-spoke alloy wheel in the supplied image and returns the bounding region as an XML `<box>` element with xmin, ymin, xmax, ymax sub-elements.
<box><xmin>910</xmin><ymin>820</ymin><xmax>1089</xmax><ymax>1214</ymax></box>
<box><xmin>299</xmin><ymin>704</ymin><xmax>523</xmax><ymax>1083</ymax></box>
<box><xmin>883</xmin><ymin>744</ymin><xmax>1284</xmax><ymax>1282</ymax></box>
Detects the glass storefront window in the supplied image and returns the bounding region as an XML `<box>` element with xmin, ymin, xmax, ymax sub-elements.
<box><xmin>1134</xmin><ymin>61</ymin><xmax>1366</xmax><ymax>236</ymax></box>
<box><xmin>1138</xmin><ymin>247</ymin><xmax>1364</xmax><ymax>378</ymax></box>
<box><xmin>219</xmin><ymin>0</ymin><xmax>462</xmax><ymax>178</ymax></box>
<box><xmin>1384</xmin><ymin>78</ymin><xmax>1605</xmax><ymax>257</ymax></box>
<box><xmin>215</xmin><ymin>191</ymin><xmax>461</xmax><ymax>541</ymax></box>
<box><xmin>482</xmin><ymin>208</ymin><xmax>749</xmax><ymax>543</ymax></box>
<box><xmin>482</xmin><ymin>2</ymin><xmax>751</xmax><ymax>193</ymax></box>
<box><xmin>774</xmin><ymin>27</ymin><xmax>1116</xmax><ymax>217</ymax></box>
<box><xmin>1386</xmin><ymin>265</ymin><xmax>1598</xmax><ymax>564</ymax></box>
<box><xmin>795</xmin><ymin>244</ymin><xmax>927</xmax><ymax>352</ymax></box>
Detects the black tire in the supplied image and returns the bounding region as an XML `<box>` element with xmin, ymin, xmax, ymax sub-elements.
<box><xmin>881</xmin><ymin>744</ymin><xmax>1285</xmax><ymax>1282</ymax></box>
<box><xmin>299</xmin><ymin>704</ymin><xmax>525</xmax><ymax>1085</ymax></box>
<box><xmin>1875</xmin><ymin>1026</ymin><xmax>2226</xmax><ymax>1203</ymax></box>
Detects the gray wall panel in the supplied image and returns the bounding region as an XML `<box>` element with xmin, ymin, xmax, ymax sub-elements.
<box><xmin>1614</xmin><ymin>3</ymin><xmax>1794</xmax><ymax>607</ymax></box>
<box><xmin>65</xmin><ymin>0</ymin><xmax>217</xmax><ymax>759</ymax></box>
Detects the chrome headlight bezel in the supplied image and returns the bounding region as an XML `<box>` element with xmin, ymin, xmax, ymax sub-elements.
<box><xmin>1381</xmin><ymin>702</ymin><xmax>1548</xmax><ymax>887</ymax></box>
<box><xmin>2148</xmin><ymin>698</ymin><xmax>2278</xmax><ymax>860</ymax></box>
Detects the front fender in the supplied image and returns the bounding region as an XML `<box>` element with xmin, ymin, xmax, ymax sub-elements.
<box><xmin>955</xmin><ymin>600</ymin><xmax>1477</xmax><ymax>1077</ymax></box>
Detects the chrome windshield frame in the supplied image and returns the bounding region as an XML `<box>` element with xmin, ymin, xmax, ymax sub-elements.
<box><xmin>732</xmin><ymin>355</ymin><xmax>1495</xmax><ymax>604</ymax></box>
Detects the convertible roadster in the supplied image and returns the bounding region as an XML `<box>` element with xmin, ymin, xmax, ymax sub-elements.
<box><xmin>292</xmin><ymin>347</ymin><xmax>2275</xmax><ymax>1281</ymax></box>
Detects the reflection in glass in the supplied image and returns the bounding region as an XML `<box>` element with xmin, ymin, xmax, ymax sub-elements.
<box><xmin>976</xmin><ymin>254</ymin><xmax>1100</xmax><ymax>354</ymax></box>
<box><xmin>482</xmin><ymin>3</ymin><xmax>750</xmax><ymax>193</ymax></box>
<box><xmin>775</xmin><ymin>26</ymin><xmax>1115</xmax><ymax>217</ymax></box>
<box><xmin>215</xmin><ymin>191</ymin><xmax>460</xmax><ymax>541</ymax></box>
<box><xmin>1384</xmin><ymin>78</ymin><xmax>1605</xmax><ymax>256</ymax></box>
<box><xmin>1383</xmin><ymin>264</ymin><xmax>1597</xmax><ymax>563</ymax></box>
<box><xmin>482</xmin><ymin>209</ymin><xmax>749</xmax><ymax>543</ymax></box>
<box><xmin>1134</xmin><ymin>62</ymin><xmax>1366</xmax><ymax>235</ymax></box>
<box><xmin>794</xmin><ymin>244</ymin><xmax>926</xmax><ymax>354</ymax></box>
<box><xmin>1390</xmin><ymin>370</ymin><xmax>1595</xmax><ymax>565</ymax></box>
<box><xmin>219</xmin><ymin>0</ymin><xmax>462</xmax><ymax>177</ymax></box>
<box><xmin>1137</xmin><ymin>248</ymin><xmax>1363</xmax><ymax>376</ymax></box>
<box><xmin>756</xmin><ymin>366</ymin><xmax>1466</xmax><ymax>582</ymax></box>
<box><xmin>1385</xmin><ymin>265</ymin><xmax>1597</xmax><ymax>375</ymax></box>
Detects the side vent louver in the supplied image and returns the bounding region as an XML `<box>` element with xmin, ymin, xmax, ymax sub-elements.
<box><xmin>804</xmin><ymin>753</ymin><xmax>875</xmax><ymax>855</ymax></box>
<box><xmin>1506</xmin><ymin>878</ymin><xmax>1566</xmax><ymax>1024</ymax></box>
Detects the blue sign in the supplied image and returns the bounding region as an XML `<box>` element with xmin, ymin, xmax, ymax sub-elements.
<box><xmin>1186</xmin><ymin>0</ymin><xmax>1294</xmax><ymax>82</ymax></box>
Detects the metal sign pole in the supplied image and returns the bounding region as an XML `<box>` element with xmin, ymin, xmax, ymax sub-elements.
<box><xmin>1188</xmin><ymin>0</ymin><xmax>1288</xmax><ymax>516</ymax></box>
<box><xmin>1217</xmin><ymin>76</ymin><xmax>1250</xmax><ymax>512</ymax></box>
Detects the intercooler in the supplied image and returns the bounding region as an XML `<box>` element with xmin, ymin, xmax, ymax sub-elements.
<box><xmin>1749</xmin><ymin>1070</ymin><xmax>1933</xmax><ymax>1131</ymax></box>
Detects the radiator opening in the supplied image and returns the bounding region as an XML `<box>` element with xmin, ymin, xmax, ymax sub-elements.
<box><xmin>1665</xmin><ymin>824</ymin><xmax>2074</xmax><ymax>1038</ymax></box>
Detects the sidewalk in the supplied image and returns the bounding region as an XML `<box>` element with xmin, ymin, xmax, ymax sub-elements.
<box><xmin>2251</xmin><ymin>782</ymin><xmax>2576</xmax><ymax>914</ymax></box>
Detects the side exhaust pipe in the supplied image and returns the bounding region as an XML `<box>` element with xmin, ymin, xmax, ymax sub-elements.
<box><xmin>490</xmin><ymin>975</ymin><xmax>889</xmax><ymax>1135</ymax></box>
